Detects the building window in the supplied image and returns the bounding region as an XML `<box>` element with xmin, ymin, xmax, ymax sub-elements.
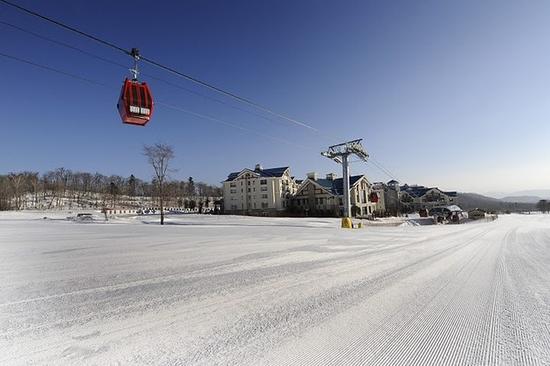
<box><xmin>260</xmin><ymin>179</ymin><xmax>267</xmax><ymax>185</ymax></box>
<box><xmin>261</xmin><ymin>202</ymin><xmax>268</xmax><ymax>209</ymax></box>
<box><xmin>261</xmin><ymin>186</ymin><xmax>267</xmax><ymax>191</ymax></box>
<box><xmin>262</xmin><ymin>194</ymin><xmax>268</xmax><ymax>199</ymax></box>
<box><xmin>230</xmin><ymin>182</ymin><xmax>236</xmax><ymax>188</ymax></box>
<box><xmin>230</xmin><ymin>189</ymin><xmax>236</xmax><ymax>194</ymax></box>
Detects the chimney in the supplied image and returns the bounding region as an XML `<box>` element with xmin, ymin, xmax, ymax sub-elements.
<box><xmin>326</xmin><ymin>173</ymin><xmax>337</xmax><ymax>181</ymax></box>
<box><xmin>255</xmin><ymin>164</ymin><xmax>263</xmax><ymax>171</ymax></box>
<box><xmin>307</xmin><ymin>172</ymin><xmax>318</xmax><ymax>181</ymax></box>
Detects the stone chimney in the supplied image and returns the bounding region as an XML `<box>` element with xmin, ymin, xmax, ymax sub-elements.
<box><xmin>307</xmin><ymin>172</ymin><xmax>318</xmax><ymax>181</ymax></box>
<box><xmin>326</xmin><ymin>173</ymin><xmax>337</xmax><ymax>181</ymax></box>
<box><xmin>255</xmin><ymin>164</ymin><xmax>263</xmax><ymax>171</ymax></box>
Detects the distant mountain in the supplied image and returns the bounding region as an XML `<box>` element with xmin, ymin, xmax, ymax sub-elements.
<box><xmin>499</xmin><ymin>195</ymin><xmax>544</xmax><ymax>204</ymax></box>
<box><xmin>487</xmin><ymin>189</ymin><xmax>550</xmax><ymax>200</ymax></box>
<box><xmin>457</xmin><ymin>192</ymin><xmax>535</xmax><ymax>212</ymax></box>
<box><xmin>509</xmin><ymin>189</ymin><xmax>550</xmax><ymax>198</ymax></box>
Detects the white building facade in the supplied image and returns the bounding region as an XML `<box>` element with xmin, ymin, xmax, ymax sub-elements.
<box><xmin>223</xmin><ymin>164</ymin><xmax>297</xmax><ymax>215</ymax></box>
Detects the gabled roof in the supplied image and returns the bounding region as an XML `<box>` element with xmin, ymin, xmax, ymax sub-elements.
<box><xmin>332</xmin><ymin>175</ymin><xmax>365</xmax><ymax>195</ymax></box>
<box><xmin>297</xmin><ymin>175</ymin><xmax>368</xmax><ymax>196</ymax></box>
<box><xmin>225</xmin><ymin>166</ymin><xmax>289</xmax><ymax>182</ymax></box>
<box><xmin>401</xmin><ymin>185</ymin><xmax>431</xmax><ymax>198</ymax></box>
<box><xmin>400</xmin><ymin>185</ymin><xmax>458</xmax><ymax>198</ymax></box>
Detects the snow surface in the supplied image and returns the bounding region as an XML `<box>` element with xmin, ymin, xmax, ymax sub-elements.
<box><xmin>1</xmin><ymin>212</ymin><xmax>549</xmax><ymax>365</ymax></box>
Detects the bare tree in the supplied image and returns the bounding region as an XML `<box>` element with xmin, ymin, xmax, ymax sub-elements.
<box><xmin>143</xmin><ymin>143</ymin><xmax>174</xmax><ymax>225</ymax></box>
<box><xmin>537</xmin><ymin>199</ymin><xmax>549</xmax><ymax>214</ymax></box>
<box><xmin>8</xmin><ymin>173</ymin><xmax>25</xmax><ymax>210</ymax></box>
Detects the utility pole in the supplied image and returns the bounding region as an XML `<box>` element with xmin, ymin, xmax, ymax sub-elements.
<box><xmin>321</xmin><ymin>139</ymin><xmax>369</xmax><ymax>228</ymax></box>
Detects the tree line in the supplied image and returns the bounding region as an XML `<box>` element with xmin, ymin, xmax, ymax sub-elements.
<box><xmin>537</xmin><ymin>199</ymin><xmax>549</xmax><ymax>213</ymax></box>
<box><xmin>0</xmin><ymin>168</ymin><xmax>222</xmax><ymax>211</ymax></box>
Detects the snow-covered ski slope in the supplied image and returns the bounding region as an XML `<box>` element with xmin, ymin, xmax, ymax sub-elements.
<box><xmin>1</xmin><ymin>212</ymin><xmax>549</xmax><ymax>365</ymax></box>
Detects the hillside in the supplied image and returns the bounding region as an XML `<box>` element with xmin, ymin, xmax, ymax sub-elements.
<box><xmin>457</xmin><ymin>192</ymin><xmax>535</xmax><ymax>211</ymax></box>
<box><xmin>500</xmin><ymin>195</ymin><xmax>544</xmax><ymax>204</ymax></box>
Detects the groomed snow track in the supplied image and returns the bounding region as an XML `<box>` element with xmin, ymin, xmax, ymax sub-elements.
<box><xmin>0</xmin><ymin>213</ymin><xmax>549</xmax><ymax>365</ymax></box>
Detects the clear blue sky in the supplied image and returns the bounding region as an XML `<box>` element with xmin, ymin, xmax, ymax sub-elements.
<box><xmin>1</xmin><ymin>0</ymin><xmax>549</xmax><ymax>194</ymax></box>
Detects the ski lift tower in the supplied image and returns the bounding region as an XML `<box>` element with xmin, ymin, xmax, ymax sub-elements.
<box><xmin>321</xmin><ymin>139</ymin><xmax>369</xmax><ymax>228</ymax></box>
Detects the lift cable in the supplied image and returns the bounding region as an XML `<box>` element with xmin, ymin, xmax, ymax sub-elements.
<box><xmin>0</xmin><ymin>51</ymin><xmax>109</xmax><ymax>87</ymax></box>
<box><xmin>0</xmin><ymin>50</ymin><xmax>316</xmax><ymax>152</ymax></box>
<box><xmin>0</xmin><ymin>0</ymin><xmax>318</xmax><ymax>132</ymax></box>
<box><xmin>349</xmin><ymin>157</ymin><xmax>397</xmax><ymax>181</ymax></box>
<box><xmin>1</xmin><ymin>47</ymin><xmax>399</xmax><ymax>182</ymax></box>
<box><xmin>155</xmin><ymin>102</ymin><xmax>315</xmax><ymax>152</ymax></box>
<box><xmin>0</xmin><ymin>0</ymin><xmax>402</xmax><ymax>181</ymax></box>
<box><xmin>0</xmin><ymin>19</ymin><xmax>292</xmax><ymax>129</ymax></box>
<box><xmin>0</xmin><ymin>0</ymin><xmax>129</xmax><ymax>54</ymax></box>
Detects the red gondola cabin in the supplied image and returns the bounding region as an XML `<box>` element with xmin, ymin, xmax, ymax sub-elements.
<box><xmin>117</xmin><ymin>78</ymin><xmax>154</xmax><ymax>126</ymax></box>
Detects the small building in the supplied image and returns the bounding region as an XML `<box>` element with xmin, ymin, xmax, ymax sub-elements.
<box><xmin>468</xmin><ymin>208</ymin><xmax>486</xmax><ymax>220</ymax></box>
<box><xmin>399</xmin><ymin>184</ymin><xmax>457</xmax><ymax>212</ymax></box>
<box><xmin>430</xmin><ymin>205</ymin><xmax>464</xmax><ymax>223</ymax></box>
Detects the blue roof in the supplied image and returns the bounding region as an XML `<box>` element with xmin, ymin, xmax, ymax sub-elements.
<box><xmin>401</xmin><ymin>186</ymin><xmax>431</xmax><ymax>198</ymax></box>
<box><xmin>400</xmin><ymin>185</ymin><xmax>457</xmax><ymax>198</ymax></box>
<box><xmin>308</xmin><ymin>175</ymin><xmax>365</xmax><ymax>195</ymax></box>
<box><xmin>225</xmin><ymin>166</ymin><xmax>289</xmax><ymax>182</ymax></box>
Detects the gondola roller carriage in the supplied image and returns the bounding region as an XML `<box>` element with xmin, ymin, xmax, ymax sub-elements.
<box><xmin>117</xmin><ymin>48</ymin><xmax>154</xmax><ymax>126</ymax></box>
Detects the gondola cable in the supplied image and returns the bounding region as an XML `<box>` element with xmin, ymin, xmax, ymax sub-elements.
<box><xmin>0</xmin><ymin>19</ymin><xmax>299</xmax><ymax>130</ymax></box>
<box><xmin>0</xmin><ymin>0</ymin><xmax>318</xmax><ymax>131</ymax></box>
<box><xmin>0</xmin><ymin>0</ymin><xmax>401</xmax><ymax>180</ymax></box>
<box><xmin>0</xmin><ymin>50</ymin><xmax>316</xmax><ymax>153</ymax></box>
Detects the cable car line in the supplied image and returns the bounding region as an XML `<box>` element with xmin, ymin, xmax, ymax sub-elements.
<box><xmin>0</xmin><ymin>0</ymin><xmax>129</xmax><ymax>55</ymax></box>
<box><xmin>0</xmin><ymin>0</ymin><xmax>403</xmax><ymax>181</ymax></box>
<box><xmin>156</xmin><ymin>102</ymin><xmax>315</xmax><ymax>152</ymax></box>
<box><xmin>369</xmin><ymin>160</ymin><xmax>398</xmax><ymax>180</ymax></box>
<box><xmin>371</xmin><ymin>157</ymin><xmax>398</xmax><ymax>180</ymax></box>
<box><xmin>0</xmin><ymin>20</ymin><xmax>129</xmax><ymax>69</ymax></box>
<box><xmin>0</xmin><ymin>50</ymin><xmax>316</xmax><ymax>152</ymax></box>
<box><xmin>348</xmin><ymin>157</ymin><xmax>398</xmax><ymax>181</ymax></box>
<box><xmin>137</xmin><ymin>56</ymin><xmax>319</xmax><ymax>132</ymax></box>
<box><xmin>0</xmin><ymin>51</ymin><xmax>109</xmax><ymax>87</ymax></box>
<box><xmin>0</xmin><ymin>0</ymin><xmax>319</xmax><ymax>132</ymax></box>
<box><xmin>0</xmin><ymin>20</ymin><xmax>282</xmax><ymax>128</ymax></box>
